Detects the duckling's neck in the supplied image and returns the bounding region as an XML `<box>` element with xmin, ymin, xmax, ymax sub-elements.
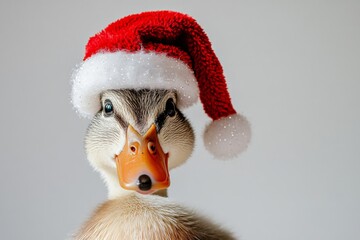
<box><xmin>102</xmin><ymin>170</ymin><xmax>168</xmax><ymax>199</ymax></box>
<box><xmin>102</xmin><ymin>171</ymin><xmax>129</xmax><ymax>199</ymax></box>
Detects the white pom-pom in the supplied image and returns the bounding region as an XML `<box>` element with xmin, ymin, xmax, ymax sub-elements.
<box><xmin>203</xmin><ymin>114</ymin><xmax>251</xmax><ymax>159</ymax></box>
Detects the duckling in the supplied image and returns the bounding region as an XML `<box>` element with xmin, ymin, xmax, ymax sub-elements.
<box><xmin>71</xmin><ymin>11</ymin><xmax>252</xmax><ymax>239</ymax></box>
<box><xmin>74</xmin><ymin>89</ymin><xmax>236</xmax><ymax>240</ymax></box>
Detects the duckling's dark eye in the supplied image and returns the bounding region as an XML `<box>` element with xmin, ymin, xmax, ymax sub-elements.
<box><xmin>165</xmin><ymin>98</ymin><xmax>176</xmax><ymax>117</ymax></box>
<box><xmin>103</xmin><ymin>100</ymin><xmax>114</xmax><ymax>116</ymax></box>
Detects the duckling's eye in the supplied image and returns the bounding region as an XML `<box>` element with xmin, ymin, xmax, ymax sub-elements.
<box><xmin>103</xmin><ymin>100</ymin><xmax>114</xmax><ymax>116</ymax></box>
<box><xmin>165</xmin><ymin>98</ymin><xmax>176</xmax><ymax>117</ymax></box>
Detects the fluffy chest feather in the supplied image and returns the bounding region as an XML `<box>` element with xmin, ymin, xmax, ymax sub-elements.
<box><xmin>74</xmin><ymin>194</ymin><xmax>235</xmax><ymax>240</ymax></box>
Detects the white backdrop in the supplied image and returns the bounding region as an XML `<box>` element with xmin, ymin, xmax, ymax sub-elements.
<box><xmin>0</xmin><ymin>1</ymin><xmax>359</xmax><ymax>239</ymax></box>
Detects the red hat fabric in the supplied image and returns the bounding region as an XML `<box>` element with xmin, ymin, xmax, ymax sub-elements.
<box><xmin>71</xmin><ymin>11</ymin><xmax>251</xmax><ymax>158</ymax></box>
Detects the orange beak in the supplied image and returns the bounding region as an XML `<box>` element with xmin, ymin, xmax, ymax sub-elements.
<box><xmin>115</xmin><ymin>124</ymin><xmax>170</xmax><ymax>194</ymax></box>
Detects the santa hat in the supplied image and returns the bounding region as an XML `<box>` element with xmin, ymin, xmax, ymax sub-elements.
<box><xmin>71</xmin><ymin>10</ymin><xmax>251</xmax><ymax>158</ymax></box>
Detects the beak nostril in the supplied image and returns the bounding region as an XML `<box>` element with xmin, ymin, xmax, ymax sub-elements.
<box><xmin>130</xmin><ymin>146</ymin><xmax>136</xmax><ymax>153</ymax></box>
<box><xmin>148</xmin><ymin>142</ymin><xmax>156</xmax><ymax>154</ymax></box>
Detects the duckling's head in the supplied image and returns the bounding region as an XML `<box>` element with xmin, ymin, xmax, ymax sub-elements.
<box><xmin>71</xmin><ymin>11</ymin><xmax>252</xmax><ymax>198</ymax></box>
<box><xmin>85</xmin><ymin>89</ymin><xmax>194</xmax><ymax>197</ymax></box>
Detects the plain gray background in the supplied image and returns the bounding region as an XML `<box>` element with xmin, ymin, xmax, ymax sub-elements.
<box><xmin>1</xmin><ymin>0</ymin><xmax>359</xmax><ymax>239</ymax></box>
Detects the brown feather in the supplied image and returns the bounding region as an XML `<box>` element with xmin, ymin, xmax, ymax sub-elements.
<box><xmin>74</xmin><ymin>193</ymin><xmax>236</xmax><ymax>240</ymax></box>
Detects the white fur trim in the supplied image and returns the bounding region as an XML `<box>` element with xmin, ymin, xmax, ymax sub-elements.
<box><xmin>71</xmin><ymin>51</ymin><xmax>199</xmax><ymax>118</ymax></box>
<box><xmin>203</xmin><ymin>114</ymin><xmax>251</xmax><ymax>159</ymax></box>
